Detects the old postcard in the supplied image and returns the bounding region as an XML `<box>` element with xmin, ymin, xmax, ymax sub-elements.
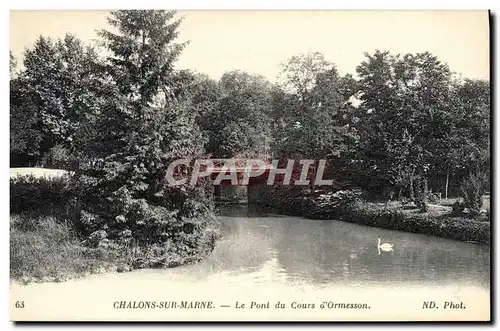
<box><xmin>9</xmin><ymin>9</ymin><xmax>491</xmax><ymax>322</ymax></box>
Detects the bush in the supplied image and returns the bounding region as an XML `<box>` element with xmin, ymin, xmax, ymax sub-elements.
<box><xmin>10</xmin><ymin>174</ymin><xmax>76</xmax><ymax>217</ymax></box>
<box><xmin>460</xmin><ymin>172</ymin><xmax>487</xmax><ymax>216</ymax></box>
<box><xmin>74</xmin><ymin>172</ymin><xmax>220</xmax><ymax>269</ymax></box>
<box><xmin>452</xmin><ymin>200</ymin><xmax>466</xmax><ymax>216</ymax></box>
<box><xmin>257</xmin><ymin>185</ymin><xmax>306</xmax><ymax>215</ymax></box>
<box><xmin>10</xmin><ymin>169</ymin><xmax>221</xmax><ymax>274</ymax></box>
<box><xmin>43</xmin><ymin>145</ymin><xmax>74</xmax><ymax>169</ymax></box>
<box><xmin>302</xmin><ymin>189</ymin><xmax>363</xmax><ymax>219</ymax></box>
<box><xmin>259</xmin><ymin>185</ymin><xmax>364</xmax><ymax>220</ymax></box>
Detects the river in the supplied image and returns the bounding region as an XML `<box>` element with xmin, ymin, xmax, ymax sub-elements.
<box><xmin>11</xmin><ymin>205</ymin><xmax>490</xmax><ymax>321</ymax></box>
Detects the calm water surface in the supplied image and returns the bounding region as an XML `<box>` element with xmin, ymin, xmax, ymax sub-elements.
<box><xmin>175</xmin><ymin>205</ymin><xmax>490</xmax><ymax>287</ymax></box>
<box><xmin>11</xmin><ymin>205</ymin><xmax>490</xmax><ymax>321</ymax></box>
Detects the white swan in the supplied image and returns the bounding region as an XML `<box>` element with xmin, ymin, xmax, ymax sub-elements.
<box><xmin>377</xmin><ymin>238</ymin><xmax>394</xmax><ymax>255</ymax></box>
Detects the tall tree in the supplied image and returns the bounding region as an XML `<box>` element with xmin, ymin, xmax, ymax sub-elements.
<box><xmin>274</xmin><ymin>53</ymin><xmax>356</xmax><ymax>179</ymax></box>
<box><xmin>76</xmin><ymin>10</ymin><xmax>216</xmax><ymax>268</ymax></box>
<box><xmin>9</xmin><ymin>51</ymin><xmax>16</xmax><ymax>77</ymax></box>
<box><xmin>98</xmin><ymin>10</ymin><xmax>186</xmax><ymax>106</ymax></box>
<box><xmin>279</xmin><ymin>52</ymin><xmax>332</xmax><ymax>109</ymax></box>
<box><xmin>354</xmin><ymin>50</ymin><xmax>465</xmax><ymax>203</ymax></box>
<box><xmin>10</xmin><ymin>35</ymin><xmax>101</xmax><ymax>167</ymax></box>
<box><xmin>10</xmin><ymin>54</ymin><xmax>44</xmax><ymax>166</ymax></box>
<box><xmin>199</xmin><ymin>70</ymin><xmax>273</xmax><ymax>158</ymax></box>
<box><xmin>444</xmin><ymin>79</ymin><xmax>490</xmax><ymax>196</ymax></box>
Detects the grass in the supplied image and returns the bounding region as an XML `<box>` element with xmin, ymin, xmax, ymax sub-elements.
<box><xmin>10</xmin><ymin>213</ymin><xmax>219</xmax><ymax>284</ymax></box>
<box><xmin>10</xmin><ymin>215</ymin><xmax>125</xmax><ymax>284</ymax></box>
<box><xmin>9</xmin><ymin>170</ymin><xmax>118</xmax><ymax>284</ymax></box>
<box><xmin>10</xmin><ymin>171</ymin><xmax>220</xmax><ymax>285</ymax></box>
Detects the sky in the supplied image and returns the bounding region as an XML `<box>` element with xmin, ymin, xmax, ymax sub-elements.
<box><xmin>9</xmin><ymin>10</ymin><xmax>490</xmax><ymax>82</ymax></box>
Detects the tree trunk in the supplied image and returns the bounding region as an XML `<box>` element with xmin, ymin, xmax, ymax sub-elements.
<box><xmin>445</xmin><ymin>166</ymin><xmax>450</xmax><ymax>200</ymax></box>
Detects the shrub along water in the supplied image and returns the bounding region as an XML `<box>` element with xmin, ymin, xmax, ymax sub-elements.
<box><xmin>259</xmin><ymin>185</ymin><xmax>490</xmax><ymax>245</ymax></box>
<box><xmin>258</xmin><ymin>185</ymin><xmax>363</xmax><ymax>219</ymax></box>
<box><xmin>340</xmin><ymin>201</ymin><xmax>490</xmax><ymax>245</ymax></box>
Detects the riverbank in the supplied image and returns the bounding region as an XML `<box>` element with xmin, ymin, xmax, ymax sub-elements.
<box><xmin>258</xmin><ymin>188</ymin><xmax>490</xmax><ymax>245</ymax></box>
<box><xmin>10</xmin><ymin>213</ymin><xmax>220</xmax><ymax>285</ymax></box>
<box><xmin>10</xmin><ymin>215</ymin><xmax>125</xmax><ymax>284</ymax></box>
<box><xmin>340</xmin><ymin>201</ymin><xmax>490</xmax><ymax>245</ymax></box>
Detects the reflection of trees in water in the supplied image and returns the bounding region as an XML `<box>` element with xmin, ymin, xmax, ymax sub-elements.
<box><xmin>203</xmin><ymin>208</ymin><xmax>275</xmax><ymax>275</ymax></box>
<box><xmin>211</xmin><ymin>206</ymin><xmax>490</xmax><ymax>287</ymax></box>
<box><xmin>270</xmin><ymin>218</ymin><xmax>374</xmax><ymax>284</ymax></box>
<box><xmin>217</xmin><ymin>203</ymin><xmax>271</xmax><ymax>218</ymax></box>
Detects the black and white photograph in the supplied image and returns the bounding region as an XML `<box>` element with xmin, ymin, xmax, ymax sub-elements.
<box><xmin>8</xmin><ymin>9</ymin><xmax>491</xmax><ymax>322</ymax></box>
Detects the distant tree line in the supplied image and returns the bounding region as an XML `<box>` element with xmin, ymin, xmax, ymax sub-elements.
<box><xmin>11</xmin><ymin>11</ymin><xmax>490</xmax><ymax>209</ymax></box>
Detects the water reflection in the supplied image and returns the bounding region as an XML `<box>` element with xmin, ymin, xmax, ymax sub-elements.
<box><xmin>10</xmin><ymin>204</ymin><xmax>490</xmax><ymax>321</ymax></box>
<box><xmin>210</xmin><ymin>205</ymin><xmax>490</xmax><ymax>288</ymax></box>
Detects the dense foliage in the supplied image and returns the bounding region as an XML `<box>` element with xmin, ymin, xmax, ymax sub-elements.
<box><xmin>12</xmin><ymin>36</ymin><xmax>489</xmax><ymax>205</ymax></box>
<box><xmin>10</xmin><ymin>35</ymin><xmax>103</xmax><ymax>167</ymax></box>
<box><xmin>11</xmin><ymin>10</ymin><xmax>220</xmax><ymax>270</ymax></box>
<box><xmin>351</xmin><ymin>51</ymin><xmax>489</xmax><ymax>204</ymax></box>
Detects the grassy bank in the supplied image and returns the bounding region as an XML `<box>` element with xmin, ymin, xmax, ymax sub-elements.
<box><xmin>10</xmin><ymin>213</ymin><xmax>220</xmax><ymax>284</ymax></box>
<box><xmin>10</xmin><ymin>215</ymin><xmax>126</xmax><ymax>284</ymax></box>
